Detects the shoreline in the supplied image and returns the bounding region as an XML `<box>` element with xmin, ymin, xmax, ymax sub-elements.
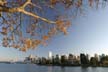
<box><xmin>1</xmin><ymin>63</ymin><xmax>108</xmax><ymax>67</ymax></box>
<box><xmin>36</xmin><ymin>64</ymin><xmax>108</xmax><ymax>67</ymax></box>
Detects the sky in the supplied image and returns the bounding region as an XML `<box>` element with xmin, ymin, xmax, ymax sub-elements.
<box><xmin>1</xmin><ymin>3</ymin><xmax>108</xmax><ymax>61</ymax></box>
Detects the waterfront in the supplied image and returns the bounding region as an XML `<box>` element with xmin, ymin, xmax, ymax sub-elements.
<box><xmin>0</xmin><ymin>64</ymin><xmax>108</xmax><ymax>72</ymax></box>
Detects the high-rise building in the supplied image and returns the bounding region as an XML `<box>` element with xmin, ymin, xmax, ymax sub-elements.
<box><xmin>86</xmin><ymin>54</ymin><xmax>90</xmax><ymax>61</ymax></box>
<box><xmin>94</xmin><ymin>54</ymin><xmax>98</xmax><ymax>58</ymax></box>
<box><xmin>48</xmin><ymin>51</ymin><xmax>52</xmax><ymax>59</ymax></box>
<box><xmin>94</xmin><ymin>53</ymin><xmax>99</xmax><ymax>60</ymax></box>
<box><xmin>80</xmin><ymin>53</ymin><xmax>89</xmax><ymax>65</ymax></box>
<box><xmin>68</xmin><ymin>54</ymin><xmax>74</xmax><ymax>64</ymax></box>
<box><xmin>24</xmin><ymin>54</ymin><xmax>37</xmax><ymax>64</ymax></box>
<box><xmin>101</xmin><ymin>54</ymin><xmax>105</xmax><ymax>58</ymax></box>
<box><xmin>54</xmin><ymin>54</ymin><xmax>60</xmax><ymax>64</ymax></box>
<box><xmin>61</xmin><ymin>55</ymin><xmax>68</xmax><ymax>65</ymax></box>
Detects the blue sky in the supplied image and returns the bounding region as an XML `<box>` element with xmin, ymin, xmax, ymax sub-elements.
<box><xmin>1</xmin><ymin>4</ymin><xmax>108</xmax><ymax>61</ymax></box>
<box><xmin>34</xmin><ymin>6</ymin><xmax>108</xmax><ymax>57</ymax></box>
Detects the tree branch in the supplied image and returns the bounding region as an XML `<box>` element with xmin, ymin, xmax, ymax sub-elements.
<box><xmin>19</xmin><ymin>9</ymin><xmax>56</xmax><ymax>24</ymax></box>
<box><xmin>21</xmin><ymin>0</ymin><xmax>32</xmax><ymax>9</ymax></box>
<box><xmin>0</xmin><ymin>0</ymin><xmax>56</xmax><ymax>24</ymax></box>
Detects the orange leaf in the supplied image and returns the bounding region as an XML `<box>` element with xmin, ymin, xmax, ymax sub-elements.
<box><xmin>1</xmin><ymin>27</ymin><xmax>7</xmax><ymax>35</ymax></box>
<box><xmin>43</xmin><ymin>35</ymin><xmax>49</xmax><ymax>40</ymax></box>
<box><xmin>25</xmin><ymin>38</ymin><xmax>32</xmax><ymax>48</ymax></box>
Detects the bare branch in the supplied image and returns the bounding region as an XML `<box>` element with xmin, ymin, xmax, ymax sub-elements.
<box><xmin>21</xmin><ymin>0</ymin><xmax>32</xmax><ymax>8</ymax></box>
<box><xmin>0</xmin><ymin>6</ymin><xmax>55</xmax><ymax>24</ymax></box>
<box><xmin>19</xmin><ymin>9</ymin><xmax>56</xmax><ymax>24</ymax></box>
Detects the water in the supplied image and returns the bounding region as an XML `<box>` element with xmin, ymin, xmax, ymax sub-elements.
<box><xmin>0</xmin><ymin>64</ymin><xmax>108</xmax><ymax>72</ymax></box>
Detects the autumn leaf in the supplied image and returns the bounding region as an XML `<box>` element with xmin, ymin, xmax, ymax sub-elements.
<box><xmin>56</xmin><ymin>20</ymin><xmax>64</xmax><ymax>25</ymax></box>
<box><xmin>48</xmin><ymin>28</ymin><xmax>57</xmax><ymax>37</ymax></box>
<box><xmin>43</xmin><ymin>35</ymin><xmax>49</xmax><ymax>41</ymax></box>
<box><xmin>41</xmin><ymin>40</ymin><xmax>48</xmax><ymax>46</ymax></box>
<box><xmin>31</xmin><ymin>40</ymin><xmax>37</xmax><ymax>49</ymax></box>
<box><xmin>65</xmin><ymin>21</ymin><xmax>71</xmax><ymax>27</ymax></box>
<box><xmin>25</xmin><ymin>38</ymin><xmax>32</xmax><ymax>48</ymax></box>
<box><xmin>10</xmin><ymin>33</ymin><xmax>15</xmax><ymax>41</ymax></box>
<box><xmin>2</xmin><ymin>41</ymin><xmax>8</xmax><ymax>47</ymax></box>
<box><xmin>35</xmin><ymin>40</ymin><xmax>41</xmax><ymax>45</ymax></box>
<box><xmin>11</xmin><ymin>44</ymin><xmax>20</xmax><ymax>49</ymax></box>
<box><xmin>61</xmin><ymin>27</ymin><xmax>68</xmax><ymax>35</ymax></box>
<box><xmin>10</xmin><ymin>25</ymin><xmax>14</xmax><ymax>31</ymax></box>
<box><xmin>64</xmin><ymin>0</ymin><xmax>74</xmax><ymax>8</ymax></box>
<box><xmin>31</xmin><ymin>24</ymin><xmax>36</xmax><ymax>30</ymax></box>
<box><xmin>50</xmin><ymin>0</ymin><xmax>57</xmax><ymax>6</ymax></box>
<box><xmin>19</xmin><ymin>47</ymin><xmax>27</xmax><ymax>52</ymax></box>
<box><xmin>76</xmin><ymin>0</ymin><xmax>82</xmax><ymax>7</ymax></box>
<box><xmin>1</xmin><ymin>27</ymin><xmax>7</xmax><ymax>35</ymax></box>
<box><xmin>31</xmin><ymin>39</ymin><xmax>41</xmax><ymax>49</ymax></box>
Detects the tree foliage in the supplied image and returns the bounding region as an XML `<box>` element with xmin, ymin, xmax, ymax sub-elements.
<box><xmin>0</xmin><ymin>0</ymin><xmax>107</xmax><ymax>52</ymax></box>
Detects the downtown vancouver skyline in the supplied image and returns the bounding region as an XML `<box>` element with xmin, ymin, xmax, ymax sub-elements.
<box><xmin>0</xmin><ymin>4</ymin><xmax>108</xmax><ymax>61</ymax></box>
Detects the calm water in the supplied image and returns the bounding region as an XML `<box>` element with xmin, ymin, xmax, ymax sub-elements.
<box><xmin>0</xmin><ymin>64</ymin><xmax>108</xmax><ymax>72</ymax></box>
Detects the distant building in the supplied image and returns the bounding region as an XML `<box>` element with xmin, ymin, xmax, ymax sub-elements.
<box><xmin>76</xmin><ymin>56</ymin><xmax>80</xmax><ymax>64</ymax></box>
<box><xmin>68</xmin><ymin>54</ymin><xmax>74</xmax><ymax>64</ymax></box>
<box><xmin>40</xmin><ymin>57</ymin><xmax>47</xmax><ymax>64</ymax></box>
<box><xmin>24</xmin><ymin>54</ymin><xmax>38</xmax><ymax>64</ymax></box>
<box><xmin>99</xmin><ymin>54</ymin><xmax>105</xmax><ymax>62</ymax></box>
<box><xmin>94</xmin><ymin>53</ymin><xmax>99</xmax><ymax>61</ymax></box>
<box><xmin>86</xmin><ymin>54</ymin><xmax>90</xmax><ymax>61</ymax></box>
<box><xmin>102</xmin><ymin>54</ymin><xmax>105</xmax><ymax>57</ymax></box>
<box><xmin>80</xmin><ymin>53</ymin><xmax>89</xmax><ymax>65</ymax></box>
<box><xmin>48</xmin><ymin>51</ymin><xmax>52</xmax><ymax>59</ymax></box>
<box><xmin>54</xmin><ymin>54</ymin><xmax>61</xmax><ymax>64</ymax></box>
<box><xmin>61</xmin><ymin>55</ymin><xmax>68</xmax><ymax>65</ymax></box>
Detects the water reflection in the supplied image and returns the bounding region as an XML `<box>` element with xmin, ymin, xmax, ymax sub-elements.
<box><xmin>47</xmin><ymin>66</ymin><xmax>66</xmax><ymax>72</ymax></box>
<box><xmin>48</xmin><ymin>66</ymin><xmax>53</xmax><ymax>72</ymax></box>
<box><xmin>45</xmin><ymin>66</ymin><xmax>105</xmax><ymax>72</ymax></box>
<box><xmin>81</xmin><ymin>67</ymin><xmax>89</xmax><ymax>72</ymax></box>
<box><xmin>61</xmin><ymin>67</ymin><xmax>65</xmax><ymax>72</ymax></box>
<box><xmin>0</xmin><ymin>64</ymin><xmax>108</xmax><ymax>72</ymax></box>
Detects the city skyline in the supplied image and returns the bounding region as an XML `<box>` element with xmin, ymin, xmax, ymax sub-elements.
<box><xmin>0</xmin><ymin>51</ymin><xmax>108</xmax><ymax>61</ymax></box>
<box><xmin>0</xmin><ymin>4</ymin><xmax>108</xmax><ymax>60</ymax></box>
